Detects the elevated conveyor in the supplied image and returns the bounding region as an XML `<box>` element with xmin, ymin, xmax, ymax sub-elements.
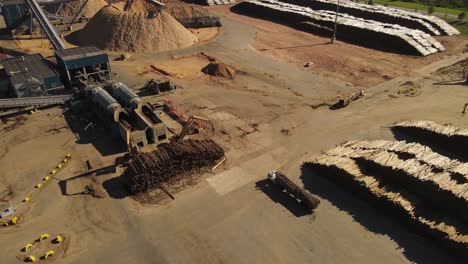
<box><xmin>0</xmin><ymin>94</ymin><xmax>73</xmax><ymax>108</ymax></box>
<box><xmin>24</xmin><ymin>0</ymin><xmax>67</xmax><ymax>50</ymax></box>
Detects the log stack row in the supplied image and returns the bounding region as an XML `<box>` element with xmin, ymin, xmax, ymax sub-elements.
<box><xmin>123</xmin><ymin>139</ymin><xmax>225</xmax><ymax>194</ymax></box>
<box><xmin>393</xmin><ymin>120</ymin><xmax>468</xmax><ymax>160</ymax></box>
<box><xmin>306</xmin><ymin>154</ymin><xmax>467</xmax><ymax>255</ymax></box>
<box><xmin>232</xmin><ymin>0</ymin><xmax>456</xmax><ymax>55</ymax></box>
<box><xmin>280</xmin><ymin>0</ymin><xmax>459</xmax><ymax>35</ymax></box>
<box><xmin>304</xmin><ymin>138</ymin><xmax>468</xmax><ymax>255</ymax></box>
<box><xmin>342</xmin><ymin>140</ymin><xmax>468</xmax><ymax>179</ymax></box>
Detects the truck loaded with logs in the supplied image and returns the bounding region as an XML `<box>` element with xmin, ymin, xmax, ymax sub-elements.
<box><xmin>267</xmin><ymin>171</ymin><xmax>320</xmax><ymax>211</ymax></box>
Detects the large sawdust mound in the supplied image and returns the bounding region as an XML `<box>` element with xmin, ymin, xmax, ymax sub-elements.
<box><xmin>68</xmin><ymin>2</ymin><xmax>198</xmax><ymax>52</ymax></box>
<box><xmin>53</xmin><ymin>0</ymin><xmax>108</xmax><ymax>18</ymax></box>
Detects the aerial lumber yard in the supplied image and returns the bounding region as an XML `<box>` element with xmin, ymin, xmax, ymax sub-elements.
<box><xmin>0</xmin><ymin>0</ymin><xmax>467</xmax><ymax>262</ymax></box>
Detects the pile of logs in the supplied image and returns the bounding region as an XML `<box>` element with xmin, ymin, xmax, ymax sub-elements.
<box><xmin>279</xmin><ymin>0</ymin><xmax>459</xmax><ymax>35</ymax></box>
<box><xmin>393</xmin><ymin>120</ymin><xmax>468</xmax><ymax>160</ymax></box>
<box><xmin>123</xmin><ymin>139</ymin><xmax>224</xmax><ymax>194</ymax></box>
<box><xmin>342</xmin><ymin>140</ymin><xmax>468</xmax><ymax>179</ymax></box>
<box><xmin>305</xmin><ymin>154</ymin><xmax>468</xmax><ymax>255</ymax></box>
<box><xmin>232</xmin><ymin>0</ymin><xmax>448</xmax><ymax>56</ymax></box>
<box><xmin>304</xmin><ymin>137</ymin><xmax>468</xmax><ymax>255</ymax></box>
<box><xmin>394</xmin><ymin>120</ymin><xmax>468</xmax><ymax>137</ymax></box>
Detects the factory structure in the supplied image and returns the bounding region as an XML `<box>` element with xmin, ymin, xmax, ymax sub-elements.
<box><xmin>0</xmin><ymin>0</ymin><xmax>168</xmax><ymax>150</ymax></box>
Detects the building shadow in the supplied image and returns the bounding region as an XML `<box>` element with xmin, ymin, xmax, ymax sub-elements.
<box><xmin>299</xmin><ymin>164</ymin><xmax>460</xmax><ymax>264</ymax></box>
<box><xmin>255</xmin><ymin>179</ymin><xmax>313</xmax><ymax>217</ymax></box>
<box><xmin>63</xmin><ymin>100</ymin><xmax>127</xmax><ymax>156</ymax></box>
<box><xmin>57</xmin><ymin>163</ymin><xmax>119</xmax><ymax>196</ymax></box>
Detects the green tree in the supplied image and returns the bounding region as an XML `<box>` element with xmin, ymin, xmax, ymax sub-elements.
<box><xmin>459</xmin><ymin>11</ymin><xmax>466</xmax><ymax>21</ymax></box>
<box><xmin>428</xmin><ymin>5</ymin><xmax>435</xmax><ymax>14</ymax></box>
<box><xmin>368</xmin><ymin>0</ymin><xmax>374</xmax><ymax>5</ymax></box>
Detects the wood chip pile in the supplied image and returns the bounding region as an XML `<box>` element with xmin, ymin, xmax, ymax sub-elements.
<box><xmin>123</xmin><ymin>139</ymin><xmax>224</xmax><ymax>194</ymax></box>
<box><xmin>304</xmin><ymin>137</ymin><xmax>468</xmax><ymax>255</ymax></box>
<box><xmin>68</xmin><ymin>2</ymin><xmax>198</xmax><ymax>52</ymax></box>
<box><xmin>232</xmin><ymin>0</ymin><xmax>450</xmax><ymax>56</ymax></box>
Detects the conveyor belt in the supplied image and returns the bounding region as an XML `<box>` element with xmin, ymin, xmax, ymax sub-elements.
<box><xmin>0</xmin><ymin>0</ymin><xmax>76</xmax><ymax>6</ymax></box>
<box><xmin>24</xmin><ymin>0</ymin><xmax>67</xmax><ymax>50</ymax></box>
<box><xmin>0</xmin><ymin>94</ymin><xmax>73</xmax><ymax>108</ymax></box>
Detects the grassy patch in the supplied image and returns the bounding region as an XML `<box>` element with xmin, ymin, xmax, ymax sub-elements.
<box><xmin>449</xmin><ymin>20</ymin><xmax>468</xmax><ymax>36</ymax></box>
<box><xmin>373</xmin><ymin>0</ymin><xmax>467</xmax><ymax>16</ymax></box>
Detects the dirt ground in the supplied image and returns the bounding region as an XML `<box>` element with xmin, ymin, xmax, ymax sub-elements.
<box><xmin>208</xmin><ymin>5</ymin><xmax>468</xmax><ymax>87</ymax></box>
<box><xmin>0</xmin><ymin>3</ymin><xmax>467</xmax><ymax>264</ymax></box>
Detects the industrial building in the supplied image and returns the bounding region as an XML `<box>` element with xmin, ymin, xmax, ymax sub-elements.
<box><xmin>0</xmin><ymin>54</ymin><xmax>64</xmax><ymax>98</ymax></box>
<box><xmin>55</xmin><ymin>46</ymin><xmax>111</xmax><ymax>89</ymax></box>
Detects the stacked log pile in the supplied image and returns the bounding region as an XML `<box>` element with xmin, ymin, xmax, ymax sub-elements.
<box><xmin>323</xmin><ymin>145</ymin><xmax>468</xmax><ymax>220</ymax></box>
<box><xmin>305</xmin><ymin>154</ymin><xmax>467</xmax><ymax>254</ymax></box>
<box><xmin>123</xmin><ymin>139</ymin><xmax>224</xmax><ymax>194</ymax></box>
<box><xmin>393</xmin><ymin>120</ymin><xmax>468</xmax><ymax>159</ymax></box>
<box><xmin>394</xmin><ymin>120</ymin><xmax>468</xmax><ymax>137</ymax></box>
<box><xmin>232</xmin><ymin>0</ymin><xmax>446</xmax><ymax>56</ymax></box>
<box><xmin>342</xmin><ymin>140</ymin><xmax>468</xmax><ymax>180</ymax></box>
<box><xmin>279</xmin><ymin>0</ymin><xmax>459</xmax><ymax>35</ymax></box>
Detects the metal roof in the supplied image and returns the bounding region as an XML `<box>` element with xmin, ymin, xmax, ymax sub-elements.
<box><xmin>0</xmin><ymin>53</ymin><xmax>59</xmax><ymax>86</ymax></box>
<box><xmin>55</xmin><ymin>46</ymin><xmax>106</xmax><ymax>62</ymax></box>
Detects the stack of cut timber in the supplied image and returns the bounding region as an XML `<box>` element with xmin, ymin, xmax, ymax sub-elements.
<box><xmin>343</xmin><ymin>140</ymin><xmax>468</xmax><ymax>179</ymax></box>
<box><xmin>305</xmin><ymin>154</ymin><xmax>467</xmax><ymax>255</ymax></box>
<box><xmin>278</xmin><ymin>0</ymin><xmax>458</xmax><ymax>36</ymax></box>
<box><xmin>323</xmin><ymin>145</ymin><xmax>468</xmax><ymax>220</ymax></box>
<box><xmin>232</xmin><ymin>0</ymin><xmax>445</xmax><ymax>56</ymax></box>
<box><xmin>394</xmin><ymin>120</ymin><xmax>468</xmax><ymax>137</ymax></box>
<box><xmin>123</xmin><ymin>139</ymin><xmax>224</xmax><ymax>194</ymax></box>
<box><xmin>393</xmin><ymin>120</ymin><xmax>468</xmax><ymax>159</ymax></box>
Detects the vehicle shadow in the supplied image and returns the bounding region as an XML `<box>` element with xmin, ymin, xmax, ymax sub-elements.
<box><xmin>255</xmin><ymin>179</ymin><xmax>312</xmax><ymax>217</ymax></box>
<box><xmin>299</xmin><ymin>164</ymin><xmax>460</xmax><ymax>264</ymax></box>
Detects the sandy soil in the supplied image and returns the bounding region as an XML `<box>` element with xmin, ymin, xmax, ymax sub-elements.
<box><xmin>0</xmin><ymin>3</ymin><xmax>467</xmax><ymax>264</ymax></box>
<box><xmin>208</xmin><ymin>5</ymin><xmax>468</xmax><ymax>87</ymax></box>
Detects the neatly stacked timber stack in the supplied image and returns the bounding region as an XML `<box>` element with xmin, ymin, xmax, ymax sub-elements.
<box><xmin>232</xmin><ymin>0</ymin><xmax>447</xmax><ymax>56</ymax></box>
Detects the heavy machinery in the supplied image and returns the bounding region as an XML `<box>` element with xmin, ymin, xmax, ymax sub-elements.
<box><xmin>0</xmin><ymin>1</ymin><xmax>169</xmax><ymax>150</ymax></box>
<box><xmin>173</xmin><ymin>115</ymin><xmax>214</xmax><ymax>141</ymax></box>
<box><xmin>267</xmin><ymin>171</ymin><xmax>320</xmax><ymax>211</ymax></box>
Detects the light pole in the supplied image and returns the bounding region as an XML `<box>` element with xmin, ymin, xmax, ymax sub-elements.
<box><xmin>331</xmin><ymin>0</ymin><xmax>341</xmax><ymax>44</ymax></box>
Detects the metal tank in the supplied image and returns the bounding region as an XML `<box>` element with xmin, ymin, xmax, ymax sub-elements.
<box><xmin>92</xmin><ymin>87</ymin><xmax>123</xmax><ymax>122</ymax></box>
<box><xmin>112</xmin><ymin>82</ymin><xmax>142</xmax><ymax>110</ymax></box>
